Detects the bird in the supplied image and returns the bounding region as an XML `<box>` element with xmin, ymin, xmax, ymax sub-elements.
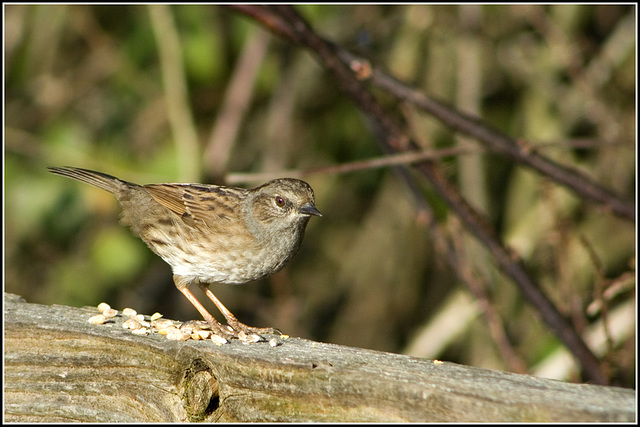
<box><xmin>48</xmin><ymin>166</ymin><xmax>321</xmax><ymax>339</ymax></box>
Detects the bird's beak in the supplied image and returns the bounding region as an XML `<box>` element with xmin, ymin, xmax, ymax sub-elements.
<box><xmin>299</xmin><ymin>203</ymin><xmax>322</xmax><ymax>217</ymax></box>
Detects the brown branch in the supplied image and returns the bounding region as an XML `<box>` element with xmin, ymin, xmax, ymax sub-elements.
<box><xmin>231</xmin><ymin>4</ymin><xmax>609</xmax><ymax>385</ymax></box>
<box><xmin>226</xmin><ymin>5</ymin><xmax>298</xmax><ymax>42</ymax></box>
<box><xmin>366</xmin><ymin>73</ymin><xmax>635</xmax><ymax>222</ymax></box>
<box><xmin>226</xmin><ymin>5</ymin><xmax>634</xmax><ymax>223</ymax></box>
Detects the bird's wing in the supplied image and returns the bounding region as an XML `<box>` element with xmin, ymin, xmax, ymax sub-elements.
<box><xmin>144</xmin><ymin>183</ymin><xmax>240</xmax><ymax>226</ymax></box>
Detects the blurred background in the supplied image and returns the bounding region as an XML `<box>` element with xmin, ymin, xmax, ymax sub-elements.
<box><xmin>4</xmin><ymin>5</ymin><xmax>635</xmax><ymax>387</ymax></box>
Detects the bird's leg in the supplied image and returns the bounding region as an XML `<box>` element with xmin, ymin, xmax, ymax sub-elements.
<box><xmin>173</xmin><ymin>275</ymin><xmax>234</xmax><ymax>338</ymax></box>
<box><xmin>197</xmin><ymin>283</ymin><xmax>280</xmax><ymax>336</ymax></box>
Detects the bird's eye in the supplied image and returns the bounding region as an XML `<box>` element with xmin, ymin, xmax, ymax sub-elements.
<box><xmin>275</xmin><ymin>196</ymin><xmax>286</xmax><ymax>208</ymax></box>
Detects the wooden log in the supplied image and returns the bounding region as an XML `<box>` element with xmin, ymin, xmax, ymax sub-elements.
<box><xmin>3</xmin><ymin>293</ymin><xmax>635</xmax><ymax>422</ymax></box>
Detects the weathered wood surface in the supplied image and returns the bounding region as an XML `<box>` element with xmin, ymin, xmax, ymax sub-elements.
<box><xmin>4</xmin><ymin>293</ymin><xmax>635</xmax><ymax>422</ymax></box>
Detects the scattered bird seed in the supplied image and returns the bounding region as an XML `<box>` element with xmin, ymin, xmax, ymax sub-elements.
<box><xmin>166</xmin><ymin>328</ymin><xmax>189</xmax><ymax>341</ymax></box>
<box><xmin>88</xmin><ymin>314</ymin><xmax>107</xmax><ymax>325</ymax></box>
<box><xmin>122</xmin><ymin>318</ymin><xmax>142</xmax><ymax>330</ymax></box>
<box><xmin>179</xmin><ymin>324</ymin><xmax>195</xmax><ymax>336</ymax></box>
<box><xmin>122</xmin><ymin>308</ymin><xmax>137</xmax><ymax>317</ymax></box>
<box><xmin>102</xmin><ymin>308</ymin><xmax>118</xmax><ymax>318</ymax></box>
<box><xmin>153</xmin><ymin>319</ymin><xmax>176</xmax><ymax>330</ymax></box>
<box><xmin>158</xmin><ymin>325</ymin><xmax>177</xmax><ymax>336</ymax></box>
<box><xmin>211</xmin><ymin>334</ymin><xmax>229</xmax><ymax>346</ymax></box>
<box><xmin>195</xmin><ymin>330</ymin><xmax>212</xmax><ymax>340</ymax></box>
<box><xmin>90</xmin><ymin>304</ymin><xmax>274</xmax><ymax>345</ymax></box>
<box><xmin>239</xmin><ymin>332</ymin><xmax>262</xmax><ymax>344</ymax></box>
<box><xmin>190</xmin><ymin>330</ymin><xmax>207</xmax><ymax>340</ymax></box>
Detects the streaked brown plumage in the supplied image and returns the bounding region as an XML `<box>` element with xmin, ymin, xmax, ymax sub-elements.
<box><xmin>48</xmin><ymin>166</ymin><xmax>321</xmax><ymax>339</ymax></box>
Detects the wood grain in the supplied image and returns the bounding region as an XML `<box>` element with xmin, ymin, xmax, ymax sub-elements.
<box><xmin>4</xmin><ymin>293</ymin><xmax>635</xmax><ymax>422</ymax></box>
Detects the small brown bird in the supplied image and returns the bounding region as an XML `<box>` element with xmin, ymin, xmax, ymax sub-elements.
<box><xmin>48</xmin><ymin>166</ymin><xmax>321</xmax><ymax>339</ymax></box>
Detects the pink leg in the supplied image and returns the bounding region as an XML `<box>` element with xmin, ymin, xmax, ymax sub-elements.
<box><xmin>197</xmin><ymin>283</ymin><xmax>279</xmax><ymax>335</ymax></box>
<box><xmin>177</xmin><ymin>287</ymin><xmax>236</xmax><ymax>338</ymax></box>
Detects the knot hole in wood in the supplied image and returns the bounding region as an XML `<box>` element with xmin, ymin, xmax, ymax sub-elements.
<box><xmin>183</xmin><ymin>359</ymin><xmax>219</xmax><ymax>421</ymax></box>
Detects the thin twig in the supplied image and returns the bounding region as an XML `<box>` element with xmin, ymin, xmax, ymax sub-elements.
<box><xmin>225</xmin><ymin>146</ymin><xmax>473</xmax><ymax>184</ymax></box>
<box><xmin>579</xmin><ymin>235</ymin><xmax>615</xmax><ymax>354</ymax></box>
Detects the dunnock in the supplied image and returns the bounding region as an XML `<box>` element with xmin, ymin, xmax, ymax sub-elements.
<box><xmin>48</xmin><ymin>166</ymin><xmax>321</xmax><ymax>339</ymax></box>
